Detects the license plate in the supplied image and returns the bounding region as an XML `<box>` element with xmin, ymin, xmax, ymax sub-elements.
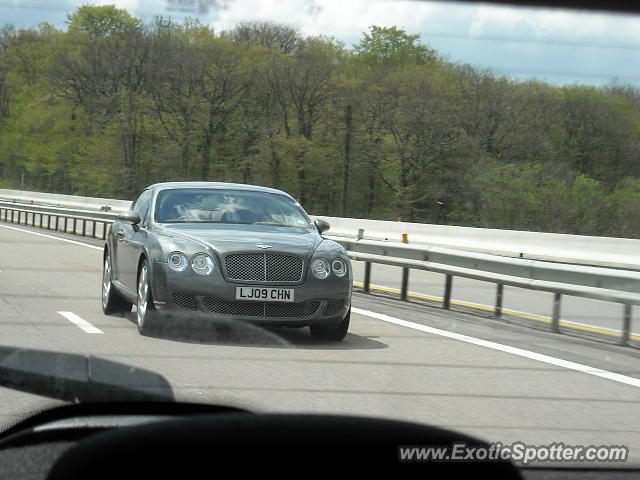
<box><xmin>235</xmin><ymin>287</ymin><xmax>295</xmax><ymax>302</ymax></box>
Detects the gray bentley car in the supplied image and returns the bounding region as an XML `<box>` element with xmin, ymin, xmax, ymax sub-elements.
<box><xmin>101</xmin><ymin>182</ymin><xmax>352</xmax><ymax>340</ymax></box>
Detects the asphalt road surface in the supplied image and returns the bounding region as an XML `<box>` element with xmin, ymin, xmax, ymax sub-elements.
<box><xmin>1</xmin><ymin>222</ymin><xmax>640</xmax><ymax>465</ymax></box>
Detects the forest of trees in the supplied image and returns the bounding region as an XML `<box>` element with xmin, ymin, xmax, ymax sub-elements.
<box><xmin>2</xmin><ymin>5</ymin><xmax>640</xmax><ymax>237</ymax></box>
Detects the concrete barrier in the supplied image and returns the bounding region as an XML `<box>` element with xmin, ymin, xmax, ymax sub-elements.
<box><xmin>319</xmin><ymin>216</ymin><xmax>640</xmax><ymax>270</ymax></box>
<box><xmin>0</xmin><ymin>189</ymin><xmax>132</xmax><ymax>212</ymax></box>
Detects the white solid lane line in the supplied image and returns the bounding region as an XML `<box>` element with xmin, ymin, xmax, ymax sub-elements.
<box><xmin>0</xmin><ymin>224</ymin><xmax>103</xmax><ymax>250</ymax></box>
<box><xmin>353</xmin><ymin>307</ymin><xmax>640</xmax><ymax>389</ymax></box>
<box><xmin>58</xmin><ymin>311</ymin><xmax>104</xmax><ymax>334</ymax></box>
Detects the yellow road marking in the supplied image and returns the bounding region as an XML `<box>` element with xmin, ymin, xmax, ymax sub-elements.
<box><xmin>353</xmin><ymin>282</ymin><xmax>639</xmax><ymax>341</ymax></box>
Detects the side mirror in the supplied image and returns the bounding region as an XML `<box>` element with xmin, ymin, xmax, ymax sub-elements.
<box><xmin>314</xmin><ymin>219</ymin><xmax>330</xmax><ymax>234</ymax></box>
<box><xmin>118</xmin><ymin>211</ymin><xmax>141</xmax><ymax>225</ymax></box>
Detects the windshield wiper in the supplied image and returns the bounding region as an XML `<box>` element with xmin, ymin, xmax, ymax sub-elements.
<box><xmin>163</xmin><ymin>220</ymin><xmax>220</xmax><ymax>223</ymax></box>
<box><xmin>253</xmin><ymin>222</ymin><xmax>304</xmax><ymax>228</ymax></box>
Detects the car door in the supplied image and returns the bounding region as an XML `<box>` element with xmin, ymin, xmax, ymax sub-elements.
<box><xmin>116</xmin><ymin>189</ymin><xmax>153</xmax><ymax>294</ymax></box>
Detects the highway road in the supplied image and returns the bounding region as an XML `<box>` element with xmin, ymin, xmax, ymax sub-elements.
<box><xmin>3</xmin><ymin>212</ymin><xmax>636</xmax><ymax>340</ymax></box>
<box><xmin>1</xmin><ymin>222</ymin><xmax>640</xmax><ymax>465</ymax></box>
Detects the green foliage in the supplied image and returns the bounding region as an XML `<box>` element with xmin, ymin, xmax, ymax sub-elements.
<box><xmin>66</xmin><ymin>5</ymin><xmax>141</xmax><ymax>37</ymax></box>
<box><xmin>353</xmin><ymin>25</ymin><xmax>436</xmax><ymax>65</ymax></box>
<box><xmin>1</xmin><ymin>8</ymin><xmax>640</xmax><ymax>238</ymax></box>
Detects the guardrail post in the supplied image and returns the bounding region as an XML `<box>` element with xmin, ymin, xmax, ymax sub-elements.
<box><xmin>401</xmin><ymin>233</ymin><xmax>410</xmax><ymax>300</ymax></box>
<box><xmin>103</xmin><ymin>222</ymin><xmax>108</xmax><ymax>239</ymax></box>
<box><xmin>55</xmin><ymin>216</ymin><xmax>59</xmax><ymax>231</ymax></box>
<box><xmin>551</xmin><ymin>293</ymin><xmax>562</xmax><ymax>333</ymax></box>
<box><xmin>92</xmin><ymin>221</ymin><xmax>96</xmax><ymax>238</ymax></box>
<box><xmin>621</xmin><ymin>304</ymin><xmax>632</xmax><ymax>346</ymax></box>
<box><xmin>81</xmin><ymin>219</ymin><xmax>86</xmax><ymax>236</ymax></box>
<box><xmin>494</xmin><ymin>283</ymin><xmax>504</xmax><ymax>318</ymax></box>
<box><xmin>364</xmin><ymin>261</ymin><xmax>371</xmax><ymax>293</ymax></box>
<box><xmin>63</xmin><ymin>217</ymin><xmax>67</xmax><ymax>232</ymax></box>
<box><xmin>72</xmin><ymin>218</ymin><xmax>76</xmax><ymax>234</ymax></box>
<box><xmin>46</xmin><ymin>215</ymin><xmax>51</xmax><ymax>230</ymax></box>
<box><xmin>401</xmin><ymin>268</ymin><xmax>409</xmax><ymax>300</ymax></box>
<box><xmin>443</xmin><ymin>274</ymin><xmax>453</xmax><ymax>309</ymax></box>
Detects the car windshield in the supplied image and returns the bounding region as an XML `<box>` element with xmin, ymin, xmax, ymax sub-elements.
<box><xmin>154</xmin><ymin>189</ymin><xmax>311</xmax><ymax>227</ymax></box>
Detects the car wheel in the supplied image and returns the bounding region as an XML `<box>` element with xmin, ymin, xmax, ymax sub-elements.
<box><xmin>102</xmin><ymin>253</ymin><xmax>132</xmax><ymax>315</ymax></box>
<box><xmin>309</xmin><ymin>308</ymin><xmax>350</xmax><ymax>341</ymax></box>
<box><xmin>136</xmin><ymin>260</ymin><xmax>157</xmax><ymax>334</ymax></box>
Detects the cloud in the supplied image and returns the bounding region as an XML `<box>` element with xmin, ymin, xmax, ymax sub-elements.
<box><xmin>468</xmin><ymin>3</ymin><xmax>640</xmax><ymax>47</ymax></box>
<box><xmin>94</xmin><ymin>0</ymin><xmax>141</xmax><ymax>11</ymax></box>
<box><xmin>212</xmin><ymin>0</ymin><xmax>439</xmax><ymax>43</ymax></box>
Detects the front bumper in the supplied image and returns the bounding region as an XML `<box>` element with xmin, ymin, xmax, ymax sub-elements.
<box><xmin>151</xmin><ymin>261</ymin><xmax>351</xmax><ymax>327</ymax></box>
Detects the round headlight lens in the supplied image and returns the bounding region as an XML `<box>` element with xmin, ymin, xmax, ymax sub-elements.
<box><xmin>191</xmin><ymin>253</ymin><xmax>215</xmax><ymax>275</ymax></box>
<box><xmin>311</xmin><ymin>258</ymin><xmax>330</xmax><ymax>280</ymax></box>
<box><xmin>332</xmin><ymin>258</ymin><xmax>347</xmax><ymax>277</ymax></box>
<box><xmin>168</xmin><ymin>252</ymin><xmax>188</xmax><ymax>271</ymax></box>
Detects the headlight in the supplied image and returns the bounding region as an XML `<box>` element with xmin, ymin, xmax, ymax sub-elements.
<box><xmin>168</xmin><ymin>251</ymin><xmax>188</xmax><ymax>271</ymax></box>
<box><xmin>332</xmin><ymin>258</ymin><xmax>347</xmax><ymax>277</ymax></box>
<box><xmin>311</xmin><ymin>258</ymin><xmax>330</xmax><ymax>279</ymax></box>
<box><xmin>191</xmin><ymin>253</ymin><xmax>215</xmax><ymax>275</ymax></box>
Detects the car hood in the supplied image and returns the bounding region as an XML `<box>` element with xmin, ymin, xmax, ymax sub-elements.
<box><xmin>158</xmin><ymin>224</ymin><xmax>323</xmax><ymax>257</ymax></box>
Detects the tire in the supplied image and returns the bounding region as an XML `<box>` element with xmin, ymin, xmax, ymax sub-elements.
<box><xmin>310</xmin><ymin>308</ymin><xmax>350</xmax><ymax>341</ymax></box>
<box><xmin>102</xmin><ymin>253</ymin><xmax>133</xmax><ymax>315</ymax></box>
<box><xmin>136</xmin><ymin>260</ymin><xmax>157</xmax><ymax>335</ymax></box>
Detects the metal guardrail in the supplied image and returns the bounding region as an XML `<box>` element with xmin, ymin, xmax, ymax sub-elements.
<box><xmin>0</xmin><ymin>200</ymin><xmax>637</xmax><ymax>346</ymax></box>
<box><xmin>0</xmin><ymin>201</ymin><xmax>118</xmax><ymax>240</ymax></box>
<box><xmin>328</xmin><ymin>235</ymin><xmax>639</xmax><ymax>346</ymax></box>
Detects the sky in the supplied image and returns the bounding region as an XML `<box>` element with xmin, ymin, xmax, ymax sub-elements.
<box><xmin>2</xmin><ymin>0</ymin><xmax>640</xmax><ymax>87</ymax></box>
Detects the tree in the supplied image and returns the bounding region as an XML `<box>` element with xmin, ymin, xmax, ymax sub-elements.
<box><xmin>66</xmin><ymin>5</ymin><xmax>141</xmax><ymax>38</ymax></box>
<box><xmin>225</xmin><ymin>21</ymin><xmax>301</xmax><ymax>55</ymax></box>
<box><xmin>353</xmin><ymin>25</ymin><xmax>436</xmax><ymax>65</ymax></box>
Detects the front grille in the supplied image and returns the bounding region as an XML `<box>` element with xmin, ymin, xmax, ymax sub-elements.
<box><xmin>323</xmin><ymin>299</ymin><xmax>345</xmax><ymax>315</ymax></box>
<box><xmin>225</xmin><ymin>253</ymin><xmax>264</xmax><ymax>281</ymax></box>
<box><xmin>172</xmin><ymin>293</ymin><xmax>198</xmax><ymax>311</ymax></box>
<box><xmin>225</xmin><ymin>253</ymin><xmax>303</xmax><ymax>282</ymax></box>
<box><xmin>201</xmin><ymin>296</ymin><xmax>320</xmax><ymax>318</ymax></box>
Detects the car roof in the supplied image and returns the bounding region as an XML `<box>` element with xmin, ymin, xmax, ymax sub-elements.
<box><xmin>148</xmin><ymin>182</ymin><xmax>293</xmax><ymax>198</ymax></box>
